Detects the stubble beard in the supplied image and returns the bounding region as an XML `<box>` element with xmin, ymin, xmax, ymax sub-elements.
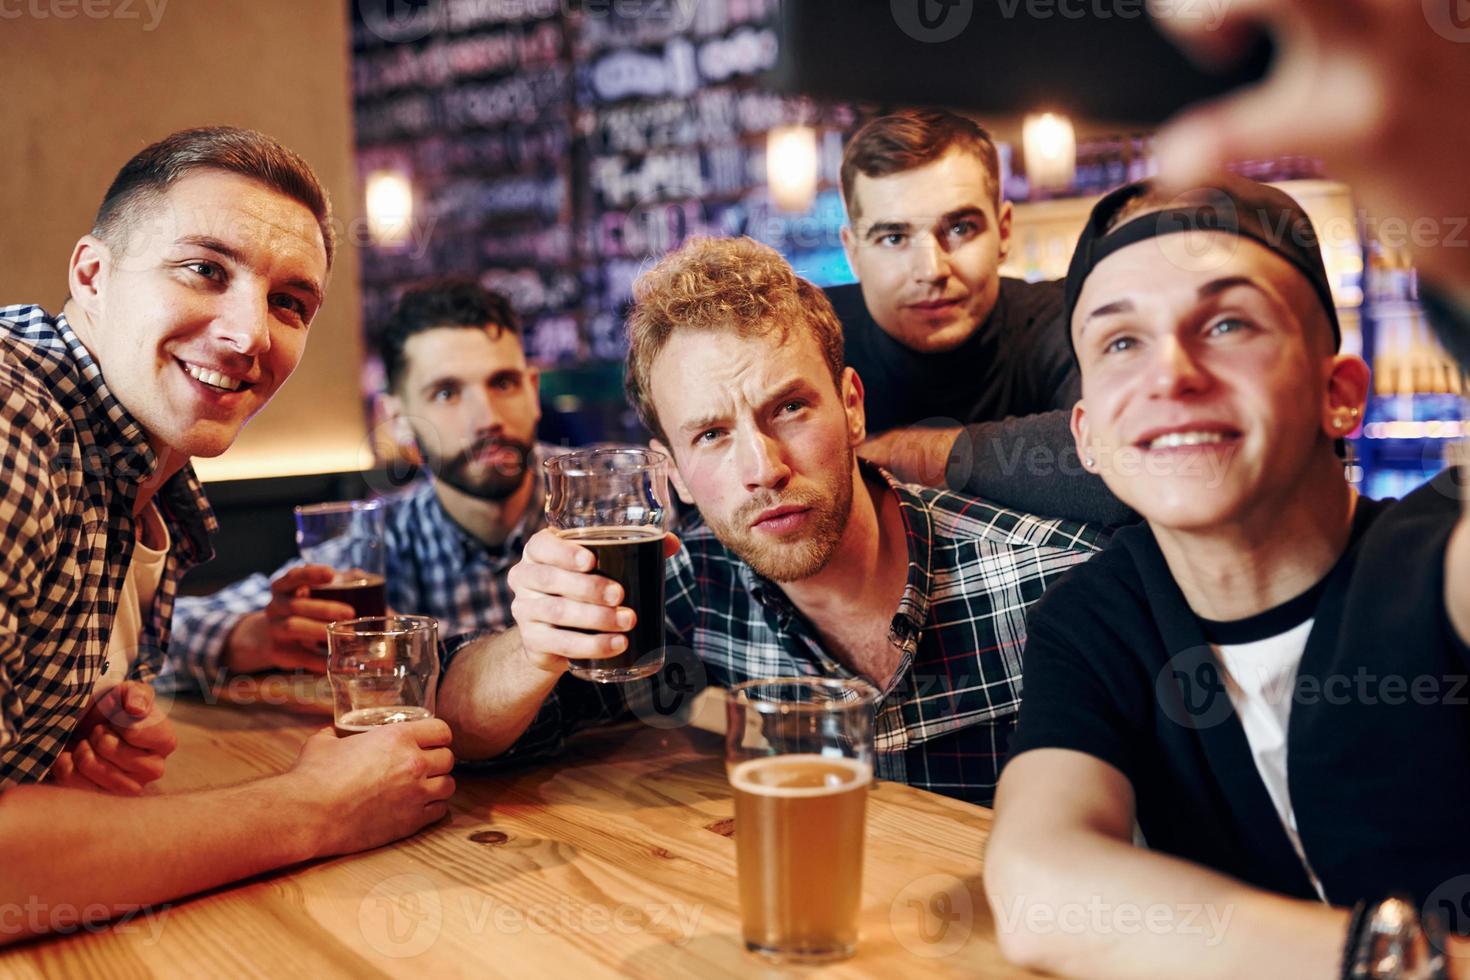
<box><xmin>704</xmin><ymin>450</ymin><xmax>856</xmax><ymax>583</ymax></box>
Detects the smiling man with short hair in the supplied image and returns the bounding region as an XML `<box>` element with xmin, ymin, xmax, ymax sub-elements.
<box><xmin>0</xmin><ymin>128</ymin><xmax>454</xmax><ymax>944</ymax></box>
<box><xmin>985</xmin><ymin>174</ymin><xmax>1470</xmax><ymax>977</ymax></box>
<box><xmin>834</xmin><ymin>108</ymin><xmax>1074</xmax><ymax>434</ymax></box>
<box><xmin>834</xmin><ymin>108</ymin><xmax>1129</xmax><ymax>525</ymax></box>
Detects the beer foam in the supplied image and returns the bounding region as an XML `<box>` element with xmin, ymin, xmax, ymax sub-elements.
<box><xmin>337</xmin><ymin>705</ymin><xmax>433</xmax><ymax>731</ymax></box>
<box><xmin>729</xmin><ymin>754</ymin><xmax>872</xmax><ymax>798</ymax></box>
<box><xmin>556</xmin><ymin>525</ymin><xmax>665</xmax><ymax>544</ymax></box>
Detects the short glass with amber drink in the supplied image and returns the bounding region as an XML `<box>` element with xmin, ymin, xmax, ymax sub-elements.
<box><xmin>725</xmin><ymin>677</ymin><xmax>878</xmax><ymax>963</ymax></box>
<box><xmin>293</xmin><ymin>499</ymin><xmax>387</xmax><ymax>617</ymax></box>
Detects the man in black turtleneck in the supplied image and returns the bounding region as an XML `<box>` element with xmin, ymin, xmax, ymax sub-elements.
<box><xmin>833</xmin><ymin>109</ymin><xmax>1128</xmax><ymax>525</ymax></box>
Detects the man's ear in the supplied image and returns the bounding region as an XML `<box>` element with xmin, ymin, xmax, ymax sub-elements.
<box><xmin>650</xmin><ymin>437</ymin><xmax>694</xmax><ymax>505</ymax></box>
<box><xmin>68</xmin><ymin>235</ymin><xmax>110</xmax><ymax>317</ymax></box>
<box><xmin>526</xmin><ymin>364</ymin><xmax>542</xmax><ymax>424</ymax></box>
<box><xmin>379</xmin><ymin>392</ymin><xmax>427</xmax><ymax>466</ymax></box>
<box><xmin>842</xmin><ymin>367</ymin><xmax>867</xmax><ymax>446</ymax></box>
<box><xmin>840</xmin><ymin>223</ymin><xmax>861</xmax><ymax>282</ymax></box>
<box><xmin>1322</xmin><ymin>353</ymin><xmax>1371</xmax><ymax>438</ymax></box>
<box><xmin>1070</xmin><ymin>400</ymin><xmax>1093</xmax><ymax>472</ymax></box>
<box><xmin>381</xmin><ymin>391</ymin><xmax>405</xmax><ymax>428</ymax></box>
<box><xmin>995</xmin><ymin>199</ymin><xmax>1014</xmax><ymax>263</ymax></box>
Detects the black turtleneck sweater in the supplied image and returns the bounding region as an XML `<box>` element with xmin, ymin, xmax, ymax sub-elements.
<box><xmin>826</xmin><ymin>278</ymin><xmax>1136</xmax><ymax>527</ymax></box>
<box><xmin>827</xmin><ymin>277</ymin><xmax>1077</xmax><ymax>434</ymax></box>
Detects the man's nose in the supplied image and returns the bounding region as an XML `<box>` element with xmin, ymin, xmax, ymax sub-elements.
<box><xmin>1149</xmin><ymin>335</ymin><xmax>1211</xmax><ymax>398</ymax></box>
<box><xmin>909</xmin><ymin>234</ymin><xmax>950</xmax><ymax>283</ymax></box>
<box><xmin>462</xmin><ymin>385</ymin><xmax>504</xmax><ymax>431</ymax></box>
<box><xmin>213</xmin><ymin>287</ymin><xmax>272</xmax><ymax>358</ymax></box>
<box><xmin>735</xmin><ymin>426</ymin><xmax>792</xmax><ymax>492</ymax></box>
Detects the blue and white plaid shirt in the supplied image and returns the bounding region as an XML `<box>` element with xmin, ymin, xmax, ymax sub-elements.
<box><xmin>0</xmin><ymin>305</ymin><xmax>217</xmax><ymax>789</ymax></box>
<box><xmin>486</xmin><ymin>464</ymin><xmax>1106</xmax><ymax>805</ymax></box>
<box><xmin>168</xmin><ymin>445</ymin><xmax>560</xmax><ymax>689</ymax></box>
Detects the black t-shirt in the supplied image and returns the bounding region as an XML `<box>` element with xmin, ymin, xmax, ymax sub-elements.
<box><xmin>827</xmin><ymin>277</ymin><xmax>1078</xmax><ymax>436</ymax></box>
<box><xmin>1010</xmin><ymin>473</ymin><xmax>1470</xmax><ymax>910</ymax></box>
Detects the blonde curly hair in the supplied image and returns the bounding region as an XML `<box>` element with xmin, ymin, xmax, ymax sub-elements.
<box><xmin>625</xmin><ymin>236</ymin><xmax>845</xmax><ymax>443</ymax></box>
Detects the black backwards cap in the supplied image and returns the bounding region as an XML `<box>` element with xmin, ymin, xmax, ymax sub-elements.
<box><xmin>1062</xmin><ymin>174</ymin><xmax>1342</xmax><ymax>356</ymax></box>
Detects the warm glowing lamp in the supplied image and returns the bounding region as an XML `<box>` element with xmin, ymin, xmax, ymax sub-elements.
<box><xmin>1022</xmin><ymin>112</ymin><xmax>1076</xmax><ymax>195</ymax></box>
<box><xmin>767</xmin><ymin>125</ymin><xmax>819</xmax><ymax>213</ymax></box>
<box><xmin>365</xmin><ymin>171</ymin><xmax>414</xmax><ymax>246</ymax></box>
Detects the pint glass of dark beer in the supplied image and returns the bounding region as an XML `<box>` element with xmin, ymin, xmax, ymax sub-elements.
<box><xmin>293</xmin><ymin>500</ymin><xmax>388</xmax><ymax>617</ymax></box>
<box><xmin>326</xmin><ymin>615</ymin><xmax>438</xmax><ymax>736</ymax></box>
<box><xmin>726</xmin><ymin>677</ymin><xmax>879</xmax><ymax>963</ymax></box>
<box><xmin>544</xmin><ymin>448</ymin><xmax>670</xmax><ymax>683</ymax></box>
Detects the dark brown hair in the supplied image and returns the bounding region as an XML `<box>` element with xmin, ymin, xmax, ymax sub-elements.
<box><xmin>840</xmin><ymin>108</ymin><xmax>1000</xmax><ymax>218</ymax></box>
<box><xmin>92</xmin><ymin>126</ymin><xmax>336</xmax><ymax>267</ymax></box>
<box><xmin>380</xmin><ymin>277</ymin><xmax>521</xmax><ymax>393</ymax></box>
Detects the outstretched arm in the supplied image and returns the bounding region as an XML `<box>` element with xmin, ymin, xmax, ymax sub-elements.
<box><xmin>985</xmin><ymin>749</ymin><xmax>1347</xmax><ymax>979</ymax></box>
<box><xmin>861</xmin><ymin>411</ymin><xmax>1136</xmax><ymax>525</ymax></box>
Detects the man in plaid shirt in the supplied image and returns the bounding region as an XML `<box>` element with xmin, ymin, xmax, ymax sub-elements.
<box><xmin>437</xmin><ymin>237</ymin><xmax>1104</xmax><ymax>805</ymax></box>
<box><xmin>0</xmin><ymin>128</ymin><xmax>453</xmax><ymax>945</ymax></box>
<box><xmin>169</xmin><ymin>278</ymin><xmax>560</xmax><ymax>687</ymax></box>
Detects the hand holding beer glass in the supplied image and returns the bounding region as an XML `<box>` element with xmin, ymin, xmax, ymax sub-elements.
<box><xmin>543</xmin><ymin>448</ymin><xmax>670</xmax><ymax>683</ymax></box>
<box><xmin>327</xmin><ymin>616</ymin><xmax>439</xmax><ymax>736</ymax></box>
<box><xmin>726</xmin><ymin>677</ymin><xmax>878</xmax><ymax>963</ymax></box>
<box><xmin>293</xmin><ymin>500</ymin><xmax>388</xmax><ymax>618</ymax></box>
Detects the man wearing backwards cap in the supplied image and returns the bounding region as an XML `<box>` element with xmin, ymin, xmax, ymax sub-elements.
<box><xmin>984</xmin><ymin>174</ymin><xmax>1470</xmax><ymax>978</ymax></box>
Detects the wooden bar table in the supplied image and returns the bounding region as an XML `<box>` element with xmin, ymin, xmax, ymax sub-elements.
<box><xmin>1</xmin><ymin>689</ymin><xmax>1040</xmax><ymax>978</ymax></box>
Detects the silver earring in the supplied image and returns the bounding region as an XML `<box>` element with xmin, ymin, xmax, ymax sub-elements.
<box><xmin>1084</xmin><ymin>454</ymin><xmax>1095</xmax><ymax>469</ymax></box>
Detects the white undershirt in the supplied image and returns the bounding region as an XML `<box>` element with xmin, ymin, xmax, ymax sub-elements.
<box><xmin>94</xmin><ymin>502</ymin><xmax>171</xmax><ymax>699</ymax></box>
<box><xmin>1211</xmin><ymin>620</ymin><xmax>1327</xmax><ymax>901</ymax></box>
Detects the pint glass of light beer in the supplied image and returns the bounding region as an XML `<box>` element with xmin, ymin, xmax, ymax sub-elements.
<box><xmin>544</xmin><ymin>448</ymin><xmax>670</xmax><ymax>683</ymax></box>
<box><xmin>326</xmin><ymin>616</ymin><xmax>439</xmax><ymax>736</ymax></box>
<box><xmin>725</xmin><ymin>677</ymin><xmax>879</xmax><ymax>962</ymax></box>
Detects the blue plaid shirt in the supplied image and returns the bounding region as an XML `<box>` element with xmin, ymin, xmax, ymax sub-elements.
<box><xmin>167</xmin><ymin>446</ymin><xmax>559</xmax><ymax>690</ymax></box>
<box><xmin>488</xmin><ymin>464</ymin><xmax>1106</xmax><ymax>805</ymax></box>
<box><xmin>0</xmin><ymin>305</ymin><xmax>217</xmax><ymax>789</ymax></box>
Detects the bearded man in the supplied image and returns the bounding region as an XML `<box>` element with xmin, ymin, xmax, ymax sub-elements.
<box><xmin>434</xmin><ymin>238</ymin><xmax>1104</xmax><ymax>804</ymax></box>
<box><xmin>170</xmin><ymin>278</ymin><xmax>558</xmax><ymax>682</ymax></box>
